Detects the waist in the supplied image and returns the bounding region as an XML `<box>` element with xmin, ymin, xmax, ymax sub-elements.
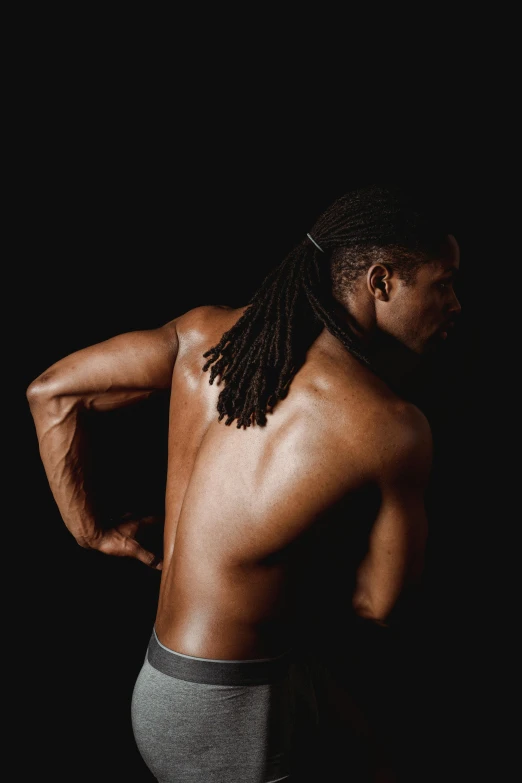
<box><xmin>148</xmin><ymin>627</ymin><xmax>294</xmax><ymax>685</ymax></box>
<box><xmin>156</xmin><ymin>579</ymin><xmax>295</xmax><ymax>659</ymax></box>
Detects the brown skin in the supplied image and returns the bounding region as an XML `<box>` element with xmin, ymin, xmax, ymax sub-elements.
<box><xmin>27</xmin><ymin>235</ymin><xmax>460</xmax><ymax>776</ymax></box>
<box><xmin>358</xmin><ymin>234</ymin><xmax>461</xmax><ymax>354</ymax></box>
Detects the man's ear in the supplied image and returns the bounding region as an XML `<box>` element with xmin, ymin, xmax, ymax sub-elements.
<box><xmin>367</xmin><ymin>264</ymin><xmax>392</xmax><ymax>301</ymax></box>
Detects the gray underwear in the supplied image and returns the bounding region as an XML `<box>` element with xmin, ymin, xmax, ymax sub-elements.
<box><xmin>131</xmin><ymin>629</ymin><xmax>305</xmax><ymax>782</ymax></box>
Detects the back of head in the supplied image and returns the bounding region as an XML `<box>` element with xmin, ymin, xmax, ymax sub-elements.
<box><xmin>203</xmin><ymin>183</ymin><xmax>453</xmax><ymax>428</ymax></box>
<box><xmin>310</xmin><ymin>183</ymin><xmax>449</xmax><ymax>253</ymax></box>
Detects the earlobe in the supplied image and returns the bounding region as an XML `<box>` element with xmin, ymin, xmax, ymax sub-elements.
<box><xmin>374</xmin><ymin>276</ymin><xmax>389</xmax><ymax>300</ymax></box>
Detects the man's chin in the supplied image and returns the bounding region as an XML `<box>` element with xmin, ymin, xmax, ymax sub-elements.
<box><xmin>421</xmin><ymin>331</ymin><xmax>449</xmax><ymax>355</ymax></box>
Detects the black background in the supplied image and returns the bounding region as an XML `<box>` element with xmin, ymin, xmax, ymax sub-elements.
<box><xmin>14</xmin><ymin>32</ymin><xmax>515</xmax><ymax>783</ymax></box>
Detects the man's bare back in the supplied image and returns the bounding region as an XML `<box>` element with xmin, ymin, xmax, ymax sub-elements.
<box><xmin>155</xmin><ymin>304</ymin><xmax>431</xmax><ymax>660</ymax></box>
<box><xmin>27</xmin><ymin>185</ymin><xmax>459</xmax><ymax>781</ymax></box>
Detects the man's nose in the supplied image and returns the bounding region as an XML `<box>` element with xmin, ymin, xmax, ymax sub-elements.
<box><xmin>449</xmin><ymin>291</ymin><xmax>462</xmax><ymax>317</ymax></box>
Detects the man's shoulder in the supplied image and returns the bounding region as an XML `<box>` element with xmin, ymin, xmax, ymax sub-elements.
<box><xmin>372</xmin><ymin>398</ymin><xmax>433</xmax><ymax>481</ymax></box>
<box><xmin>333</xmin><ymin>384</ymin><xmax>432</xmax><ymax>480</ymax></box>
<box><xmin>176</xmin><ymin>305</ymin><xmax>244</xmax><ymax>333</ymax></box>
<box><xmin>371</xmin><ymin>394</ymin><xmax>432</xmax><ymax>449</ymax></box>
<box><xmin>335</xmin><ymin>371</ymin><xmax>430</xmax><ymax>440</ymax></box>
<box><xmin>386</xmin><ymin>398</ymin><xmax>431</xmax><ymax>437</ymax></box>
<box><xmin>175</xmin><ymin>304</ymin><xmax>247</xmax><ymax>344</ymax></box>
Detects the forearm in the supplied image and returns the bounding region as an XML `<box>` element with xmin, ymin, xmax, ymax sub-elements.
<box><xmin>28</xmin><ymin>390</ymin><xmax>100</xmax><ymax>546</ymax></box>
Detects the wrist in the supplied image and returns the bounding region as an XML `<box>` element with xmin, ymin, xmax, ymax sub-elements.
<box><xmin>75</xmin><ymin>528</ymin><xmax>103</xmax><ymax>549</ymax></box>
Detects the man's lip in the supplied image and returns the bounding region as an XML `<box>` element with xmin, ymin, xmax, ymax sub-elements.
<box><xmin>439</xmin><ymin>322</ymin><xmax>455</xmax><ymax>339</ymax></box>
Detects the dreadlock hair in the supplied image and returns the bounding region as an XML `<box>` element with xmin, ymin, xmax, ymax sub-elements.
<box><xmin>202</xmin><ymin>183</ymin><xmax>452</xmax><ymax>429</ymax></box>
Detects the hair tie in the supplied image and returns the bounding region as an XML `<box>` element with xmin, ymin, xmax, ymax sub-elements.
<box><xmin>306</xmin><ymin>233</ymin><xmax>324</xmax><ymax>253</ymax></box>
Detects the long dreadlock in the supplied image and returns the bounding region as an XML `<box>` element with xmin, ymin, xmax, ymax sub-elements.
<box><xmin>202</xmin><ymin>184</ymin><xmax>451</xmax><ymax>428</ymax></box>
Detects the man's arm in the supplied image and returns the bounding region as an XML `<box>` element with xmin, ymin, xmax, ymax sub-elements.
<box><xmin>352</xmin><ymin>406</ymin><xmax>432</xmax><ymax>625</ymax></box>
<box><xmin>348</xmin><ymin>407</ymin><xmax>432</xmax><ymax>781</ymax></box>
<box><xmin>26</xmin><ymin>319</ymin><xmax>179</xmax><ymax>567</ymax></box>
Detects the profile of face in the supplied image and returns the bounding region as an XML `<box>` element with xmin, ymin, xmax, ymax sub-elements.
<box><xmin>371</xmin><ymin>234</ymin><xmax>461</xmax><ymax>355</ymax></box>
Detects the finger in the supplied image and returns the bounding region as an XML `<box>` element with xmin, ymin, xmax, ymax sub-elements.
<box><xmin>128</xmin><ymin>539</ymin><xmax>163</xmax><ymax>570</ymax></box>
<box><xmin>149</xmin><ymin>554</ymin><xmax>163</xmax><ymax>570</ymax></box>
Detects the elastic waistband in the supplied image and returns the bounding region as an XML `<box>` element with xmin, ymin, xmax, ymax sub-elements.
<box><xmin>147</xmin><ymin>629</ymin><xmax>293</xmax><ymax>686</ymax></box>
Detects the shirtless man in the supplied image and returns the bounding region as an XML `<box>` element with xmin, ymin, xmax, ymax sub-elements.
<box><xmin>26</xmin><ymin>184</ymin><xmax>461</xmax><ymax>782</ymax></box>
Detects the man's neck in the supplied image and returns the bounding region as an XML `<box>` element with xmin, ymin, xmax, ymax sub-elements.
<box><xmin>330</xmin><ymin>297</ymin><xmax>422</xmax><ymax>394</ymax></box>
<box><xmin>367</xmin><ymin>331</ymin><xmax>422</xmax><ymax>395</ymax></box>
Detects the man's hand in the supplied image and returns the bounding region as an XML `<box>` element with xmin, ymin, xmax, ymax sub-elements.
<box><xmin>89</xmin><ymin>513</ymin><xmax>164</xmax><ymax>570</ymax></box>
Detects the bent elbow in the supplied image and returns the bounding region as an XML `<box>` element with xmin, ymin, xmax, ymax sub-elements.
<box><xmin>26</xmin><ymin>379</ymin><xmax>46</xmax><ymax>409</ymax></box>
<box><xmin>352</xmin><ymin>593</ymin><xmax>390</xmax><ymax>626</ymax></box>
<box><xmin>26</xmin><ymin>376</ymin><xmax>57</xmax><ymax>410</ymax></box>
<box><xmin>26</xmin><ymin>372</ymin><xmax>78</xmax><ymax>419</ymax></box>
<box><xmin>26</xmin><ymin>378</ymin><xmax>45</xmax><ymax>404</ymax></box>
<box><xmin>27</xmin><ymin>365</ymin><xmax>67</xmax><ymax>401</ymax></box>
